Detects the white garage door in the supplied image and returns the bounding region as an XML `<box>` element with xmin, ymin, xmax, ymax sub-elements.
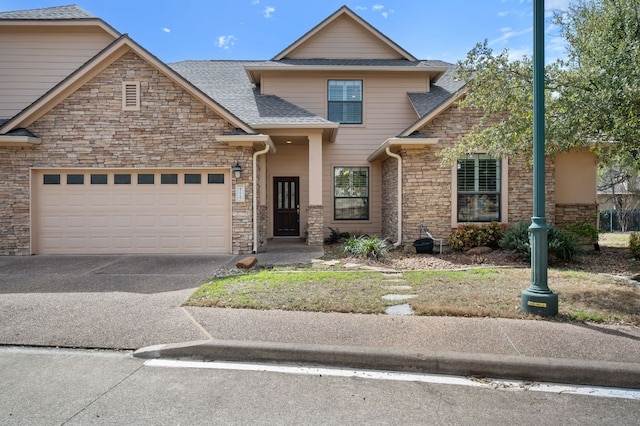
<box><xmin>32</xmin><ymin>169</ymin><xmax>231</xmax><ymax>254</ymax></box>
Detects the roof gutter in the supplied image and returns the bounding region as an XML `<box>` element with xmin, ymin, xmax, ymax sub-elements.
<box><xmin>385</xmin><ymin>146</ymin><xmax>403</xmax><ymax>247</ymax></box>
<box><xmin>253</xmin><ymin>141</ymin><xmax>273</xmax><ymax>254</ymax></box>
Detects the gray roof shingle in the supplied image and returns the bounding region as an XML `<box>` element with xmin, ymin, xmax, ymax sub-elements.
<box><xmin>0</xmin><ymin>5</ymin><xmax>95</xmax><ymax>20</ymax></box>
<box><xmin>169</xmin><ymin>60</ymin><xmax>334</xmax><ymax>126</ymax></box>
<box><xmin>408</xmin><ymin>66</ymin><xmax>466</xmax><ymax>117</ymax></box>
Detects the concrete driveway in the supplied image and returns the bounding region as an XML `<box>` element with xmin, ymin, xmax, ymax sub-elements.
<box><xmin>0</xmin><ymin>255</ymin><xmax>235</xmax><ymax>349</ymax></box>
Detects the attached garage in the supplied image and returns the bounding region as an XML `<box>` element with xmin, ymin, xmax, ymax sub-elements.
<box><xmin>31</xmin><ymin>169</ymin><xmax>231</xmax><ymax>254</ymax></box>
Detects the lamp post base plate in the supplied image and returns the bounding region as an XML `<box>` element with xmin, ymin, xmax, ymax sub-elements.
<box><xmin>521</xmin><ymin>289</ymin><xmax>558</xmax><ymax>317</ymax></box>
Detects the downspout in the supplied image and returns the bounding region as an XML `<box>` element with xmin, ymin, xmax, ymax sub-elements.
<box><xmin>386</xmin><ymin>146</ymin><xmax>403</xmax><ymax>247</ymax></box>
<box><xmin>253</xmin><ymin>143</ymin><xmax>271</xmax><ymax>253</ymax></box>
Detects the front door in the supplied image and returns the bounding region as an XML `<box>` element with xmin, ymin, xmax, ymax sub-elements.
<box><xmin>273</xmin><ymin>177</ymin><xmax>300</xmax><ymax>236</ymax></box>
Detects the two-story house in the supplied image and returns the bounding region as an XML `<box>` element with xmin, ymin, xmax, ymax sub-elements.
<box><xmin>0</xmin><ymin>5</ymin><xmax>597</xmax><ymax>255</ymax></box>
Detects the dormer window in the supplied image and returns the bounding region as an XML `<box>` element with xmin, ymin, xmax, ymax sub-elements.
<box><xmin>328</xmin><ymin>80</ymin><xmax>362</xmax><ymax>124</ymax></box>
<box><xmin>122</xmin><ymin>81</ymin><xmax>140</xmax><ymax>111</ymax></box>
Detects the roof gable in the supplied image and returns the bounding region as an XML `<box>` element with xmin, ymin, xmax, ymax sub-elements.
<box><xmin>273</xmin><ymin>5</ymin><xmax>416</xmax><ymax>61</ymax></box>
<box><xmin>0</xmin><ymin>35</ymin><xmax>253</xmax><ymax>135</ymax></box>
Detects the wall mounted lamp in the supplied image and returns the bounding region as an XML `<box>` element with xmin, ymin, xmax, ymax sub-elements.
<box><xmin>232</xmin><ymin>162</ymin><xmax>243</xmax><ymax>179</ymax></box>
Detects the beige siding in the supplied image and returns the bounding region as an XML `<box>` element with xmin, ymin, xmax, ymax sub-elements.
<box><xmin>555</xmin><ymin>149</ymin><xmax>597</xmax><ymax>204</ymax></box>
<box><xmin>263</xmin><ymin>71</ymin><xmax>428</xmax><ymax>237</ymax></box>
<box><xmin>286</xmin><ymin>14</ymin><xmax>404</xmax><ymax>59</ymax></box>
<box><xmin>0</xmin><ymin>27</ymin><xmax>115</xmax><ymax>118</ymax></box>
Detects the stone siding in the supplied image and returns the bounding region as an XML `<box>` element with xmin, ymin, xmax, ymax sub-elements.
<box><xmin>1</xmin><ymin>52</ymin><xmax>255</xmax><ymax>255</ymax></box>
<box><xmin>306</xmin><ymin>205</ymin><xmax>324</xmax><ymax>246</ymax></box>
<box><xmin>408</xmin><ymin>103</ymin><xmax>556</xmax><ymax>242</ymax></box>
<box><xmin>555</xmin><ymin>204</ymin><xmax>598</xmax><ymax>228</ymax></box>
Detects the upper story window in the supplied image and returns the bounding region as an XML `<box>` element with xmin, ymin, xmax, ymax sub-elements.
<box><xmin>328</xmin><ymin>80</ymin><xmax>362</xmax><ymax>124</ymax></box>
<box><xmin>457</xmin><ymin>154</ymin><xmax>501</xmax><ymax>222</ymax></box>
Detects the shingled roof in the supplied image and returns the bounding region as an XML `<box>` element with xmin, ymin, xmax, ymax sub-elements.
<box><xmin>169</xmin><ymin>60</ymin><xmax>335</xmax><ymax>127</ymax></box>
<box><xmin>0</xmin><ymin>5</ymin><xmax>95</xmax><ymax>19</ymax></box>
<box><xmin>408</xmin><ymin>66</ymin><xmax>466</xmax><ymax>117</ymax></box>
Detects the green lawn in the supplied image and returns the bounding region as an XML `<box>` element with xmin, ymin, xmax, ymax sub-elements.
<box><xmin>186</xmin><ymin>266</ymin><xmax>640</xmax><ymax>325</ymax></box>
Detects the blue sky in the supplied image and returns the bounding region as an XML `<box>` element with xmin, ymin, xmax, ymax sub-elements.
<box><xmin>1</xmin><ymin>0</ymin><xmax>574</xmax><ymax>64</ymax></box>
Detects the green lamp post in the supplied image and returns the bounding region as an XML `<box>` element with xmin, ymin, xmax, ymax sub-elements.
<box><xmin>521</xmin><ymin>0</ymin><xmax>558</xmax><ymax>316</ymax></box>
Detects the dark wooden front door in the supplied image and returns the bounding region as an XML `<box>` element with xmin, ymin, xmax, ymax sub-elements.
<box><xmin>274</xmin><ymin>177</ymin><xmax>300</xmax><ymax>236</ymax></box>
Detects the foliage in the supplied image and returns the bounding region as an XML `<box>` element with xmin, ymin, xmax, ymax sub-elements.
<box><xmin>440</xmin><ymin>0</ymin><xmax>640</xmax><ymax>167</ymax></box>
<box><xmin>563</xmin><ymin>220</ymin><xmax>599</xmax><ymax>244</ymax></box>
<box><xmin>629</xmin><ymin>232</ymin><xmax>640</xmax><ymax>259</ymax></box>
<box><xmin>323</xmin><ymin>227</ymin><xmax>351</xmax><ymax>245</ymax></box>
<box><xmin>499</xmin><ymin>222</ymin><xmax>581</xmax><ymax>262</ymax></box>
<box><xmin>448</xmin><ymin>222</ymin><xmax>506</xmax><ymax>251</ymax></box>
<box><xmin>598</xmin><ymin>153</ymin><xmax>640</xmax><ymax>232</ymax></box>
<box><xmin>498</xmin><ymin>222</ymin><xmax>532</xmax><ymax>259</ymax></box>
<box><xmin>343</xmin><ymin>235</ymin><xmax>390</xmax><ymax>259</ymax></box>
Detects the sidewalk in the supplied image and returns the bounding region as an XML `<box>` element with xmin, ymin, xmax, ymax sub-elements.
<box><xmin>135</xmin><ymin>306</ymin><xmax>640</xmax><ymax>389</ymax></box>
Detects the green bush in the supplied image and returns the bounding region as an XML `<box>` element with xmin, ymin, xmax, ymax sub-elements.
<box><xmin>448</xmin><ymin>222</ymin><xmax>506</xmax><ymax>251</ymax></box>
<box><xmin>629</xmin><ymin>232</ymin><xmax>640</xmax><ymax>259</ymax></box>
<box><xmin>499</xmin><ymin>222</ymin><xmax>582</xmax><ymax>262</ymax></box>
<box><xmin>563</xmin><ymin>220</ymin><xmax>599</xmax><ymax>244</ymax></box>
<box><xmin>498</xmin><ymin>222</ymin><xmax>531</xmax><ymax>258</ymax></box>
<box><xmin>324</xmin><ymin>227</ymin><xmax>351</xmax><ymax>245</ymax></box>
<box><xmin>343</xmin><ymin>235</ymin><xmax>389</xmax><ymax>259</ymax></box>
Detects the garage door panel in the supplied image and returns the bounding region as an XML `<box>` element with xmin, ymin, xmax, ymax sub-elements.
<box><xmin>33</xmin><ymin>169</ymin><xmax>231</xmax><ymax>254</ymax></box>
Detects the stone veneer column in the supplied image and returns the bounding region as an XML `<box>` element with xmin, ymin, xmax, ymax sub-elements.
<box><xmin>307</xmin><ymin>131</ymin><xmax>324</xmax><ymax>245</ymax></box>
<box><xmin>306</xmin><ymin>205</ymin><xmax>324</xmax><ymax>246</ymax></box>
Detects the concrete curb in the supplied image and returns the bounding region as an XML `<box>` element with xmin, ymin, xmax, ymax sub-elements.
<box><xmin>133</xmin><ymin>339</ymin><xmax>640</xmax><ymax>389</ymax></box>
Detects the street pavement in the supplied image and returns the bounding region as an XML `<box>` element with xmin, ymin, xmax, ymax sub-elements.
<box><xmin>4</xmin><ymin>346</ymin><xmax>639</xmax><ymax>425</ymax></box>
<box><xmin>1</xmin><ymin>251</ymin><xmax>639</xmax><ymax>389</ymax></box>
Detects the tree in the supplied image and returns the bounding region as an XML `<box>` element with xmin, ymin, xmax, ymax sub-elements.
<box><xmin>441</xmin><ymin>0</ymin><xmax>640</xmax><ymax>167</ymax></box>
<box><xmin>598</xmin><ymin>154</ymin><xmax>640</xmax><ymax>232</ymax></box>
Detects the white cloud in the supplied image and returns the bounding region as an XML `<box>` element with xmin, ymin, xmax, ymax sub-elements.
<box><xmin>217</xmin><ymin>35</ymin><xmax>237</xmax><ymax>50</ymax></box>
<box><xmin>490</xmin><ymin>26</ymin><xmax>532</xmax><ymax>45</ymax></box>
<box><xmin>372</xmin><ymin>4</ymin><xmax>384</xmax><ymax>12</ymax></box>
<box><xmin>252</xmin><ymin>0</ymin><xmax>260</xmax><ymax>4</ymax></box>
<box><xmin>355</xmin><ymin>6</ymin><xmax>367</xmax><ymax>11</ymax></box>
<box><xmin>264</xmin><ymin>6</ymin><xmax>275</xmax><ymax>18</ymax></box>
<box><xmin>162</xmin><ymin>28</ymin><xmax>171</xmax><ymax>33</ymax></box>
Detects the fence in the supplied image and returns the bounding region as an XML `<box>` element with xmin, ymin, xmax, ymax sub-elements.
<box><xmin>599</xmin><ymin>209</ymin><xmax>640</xmax><ymax>232</ymax></box>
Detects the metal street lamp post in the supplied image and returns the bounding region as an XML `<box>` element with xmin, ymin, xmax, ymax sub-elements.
<box><xmin>521</xmin><ymin>0</ymin><xmax>558</xmax><ymax>316</ymax></box>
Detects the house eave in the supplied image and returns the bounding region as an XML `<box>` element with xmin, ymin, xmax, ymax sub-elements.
<box><xmin>245</xmin><ymin>65</ymin><xmax>448</xmax><ymax>84</ymax></box>
<box><xmin>0</xmin><ymin>19</ymin><xmax>120</xmax><ymax>38</ymax></box>
<box><xmin>215</xmin><ymin>134</ymin><xmax>276</xmax><ymax>153</ymax></box>
<box><xmin>368</xmin><ymin>137</ymin><xmax>439</xmax><ymax>162</ymax></box>
<box><xmin>0</xmin><ymin>135</ymin><xmax>41</xmax><ymax>147</ymax></box>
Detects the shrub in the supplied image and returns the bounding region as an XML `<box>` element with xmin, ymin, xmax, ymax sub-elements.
<box><xmin>498</xmin><ymin>222</ymin><xmax>531</xmax><ymax>258</ymax></box>
<box><xmin>563</xmin><ymin>220</ymin><xmax>599</xmax><ymax>246</ymax></box>
<box><xmin>630</xmin><ymin>232</ymin><xmax>640</xmax><ymax>259</ymax></box>
<box><xmin>499</xmin><ymin>222</ymin><xmax>581</xmax><ymax>262</ymax></box>
<box><xmin>324</xmin><ymin>227</ymin><xmax>351</xmax><ymax>245</ymax></box>
<box><xmin>448</xmin><ymin>222</ymin><xmax>506</xmax><ymax>251</ymax></box>
<box><xmin>343</xmin><ymin>235</ymin><xmax>389</xmax><ymax>259</ymax></box>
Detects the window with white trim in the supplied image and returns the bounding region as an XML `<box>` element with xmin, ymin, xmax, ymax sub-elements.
<box><xmin>328</xmin><ymin>80</ymin><xmax>362</xmax><ymax>124</ymax></box>
<box><xmin>334</xmin><ymin>166</ymin><xmax>369</xmax><ymax>220</ymax></box>
<box><xmin>457</xmin><ymin>154</ymin><xmax>501</xmax><ymax>222</ymax></box>
<box><xmin>122</xmin><ymin>81</ymin><xmax>140</xmax><ymax>111</ymax></box>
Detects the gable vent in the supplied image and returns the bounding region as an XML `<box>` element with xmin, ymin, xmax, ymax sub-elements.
<box><xmin>122</xmin><ymin>81</ymin><xmax>140</xmax><ymax>111</ymax></box>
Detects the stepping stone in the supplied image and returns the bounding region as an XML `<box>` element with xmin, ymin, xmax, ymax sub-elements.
<box><xmin>344</xmin><ymin>263</ymin><xmax>360</xmax><ymax>268</ymax></box>
<box><xmin>385</xmin><ymin>304</ymin><xmax>414</xmax><ymax>315</ymax></box>
<box><xmin>382</xmin><ymin>294</ymin><xmax>417</xmax><ymax>301</ymax></box>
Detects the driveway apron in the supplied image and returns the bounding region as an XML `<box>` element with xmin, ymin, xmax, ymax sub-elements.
<box><xmin>0</xmin><ymin>255</ymin><xmax>235</xmax><ymax>349</ymax></box>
